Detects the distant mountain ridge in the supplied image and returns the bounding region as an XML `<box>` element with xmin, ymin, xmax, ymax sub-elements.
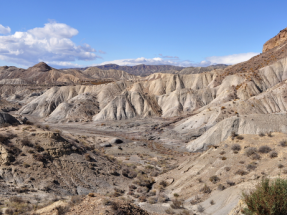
<box><xmin>73</xmin><ymin>64</ymin><xmax>228</xmax><ymax>76</ymax></box>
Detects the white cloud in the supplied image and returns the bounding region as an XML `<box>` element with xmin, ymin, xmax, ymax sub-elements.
<box><xmin>0</xmin><ymin>24</ymin><xmax>11</xmax><ymax>34</ymax></box>
<box><xmin>98</xmin><ymin>57</ymin><xmax>194</xmax><ymax>67</ymax></box>
<box><xmin>0</xmin><ymin>22</ymin><xmax>99</xmax><ymax>66</ymax></box>
<box><xmin>202</xmin><ymin>52</ymin><xmax>259</xmax><ymax>65</ymax></box>
<box><xmin>98</xmin><ymin>52</ymin><xmax>259</xmax><ymax>68</ymax></box>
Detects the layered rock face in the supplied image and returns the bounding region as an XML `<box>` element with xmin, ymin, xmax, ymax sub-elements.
<box><xmin>263</xmin><ymin>27</ymin><xmax>287</xmax><ymax>52</ymax></box>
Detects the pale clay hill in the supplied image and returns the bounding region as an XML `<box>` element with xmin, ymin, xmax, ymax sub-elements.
<box><xmin>1</xmin><ymin>27</ymin><xmax>287</xmax><ymax>214</ymax></box>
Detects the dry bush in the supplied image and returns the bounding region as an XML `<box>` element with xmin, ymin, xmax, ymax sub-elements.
<box><xmin>236</xmin><ymin>135</ymin><xmax>244</xmax><ymax>140</ymax></box>
<box><xmin>224</xmin><ymin>167</ymin><xmax>231</xmax><ymax>171</ymax></box>
<box><xmin>165</xmin><ymin>208</ymin><xmax>175</xmax><ymax>214</ymax></box>
<box><xmin>258</xmin><ymin>132</ymin><xmax>265</xmax><ymax>137</ymax></box>
<box><xmin>21</xmin><ymin>137</ymin><xmax>33</xmax><ymax>147</ymax></box>
<box><xmin>278</xmin><ymin>164</ymin><xmax>284</xmax><ymax>169</ymax></box>
<box><xmin>190</xmin><ymin>195</ymin><xmax>201</xmax><ymax>205</ymax></box>
<box><xmin>147</xmin><ymin>197</ymin><xmax>157</xmax><ymax>204</ymax></box>
<box><xmin>55</xmin><ymin>205</ymin><xmax>69</xmax><ymax>215</ymax></box>
<box><xmin>122</xmin><ymin>168</ymin><xmax>137</xmax><ymax>179</ymax></box>
<box><xmin>245</xmin><ymin>147</ymin><xmax>257</xmax><ymax>157</ymax></box>
<box><xmin>209</xmin><ymin>175</ymin><xmax>220</xmax><ymax>184</ymax></box>
<box><xmin>178</xmin><ymin>210</ymin><xmax>190</xmax><ymax>215</ymax></box>
<box><xmin>251</xmin><ymin>153</ymin><xmax>261</xmax><ymax>160</ymax></box>
<box><xmin>230</xmin><ymin>131</ymin><xmax>238</xmax><ymax>140</ymax></box>
<box><xmin>217</xmin><ymin>184</ymin><xmax>225</xmax><ymax>191</ymax></box>
<box><xmin>258</xmin><ymin>145</ymin><xmax>272</xmax><ymax>154</ymax></box>
<box><xmin>200</xmin><ymin>184</ymin><xmax>211</xmax><ymax>193</ymax></box>
<box><xmin>267</xmin><ymin>131</ymin><xmax>273</xmax><ymax>137</ymax></box>
<box><xmin>170</xmin><ymin>198</ymin><xmax>183</xmax><ymax>209</ymax></box>
<box><xmin>159</xmin><ymin>180</ymin><xmax>168</xmax><ymax>188</ymax></box>
<box><xmin>221</xmin><ymin>156</ymin><xmax>227</xmax><ymax>160</ymax></box>
<box><xmin>235</xmin><ymin>169</ymin><xmax>248</xmax><ymax>176</ymax></box>
<box><xmin>246</xmin><ymin>163</ymin><xmax>257</xmax><ymax>171</ymax></box>
<box><xmin>138</xmin><ymin>195</ymin><xmax>147</xmax><ymax>202</ymax></box>
<box><xmin>219</xmin><ymin>151</ymin><xmax>225</xmax><ymax>155</ymax></box>
<box><xmin>279</xmin><ymin>140</ymin><xmax>287</xmax><ymax>147</ymax></box>
<box><xmin>210</xmin><ymin>200</ymin><xmax>215</xmax><ymax>205</ymax></box>
<box><xmin>270</xmin><ymin>151</ymin><xmax>278</xmax><ymax>158</ymax></box>
<box><xmin>239</xmin><ymin>161</ymin><xmax>245</xmax><ymax>164</ymax></box>
<box><xmin>226</xmin><ymin>180</ymin><xmax>235</xmax><ymax>187</ymax></box>
<box><xmin>231</xmin><ymin>144</ymin><xmax>241</xmax><ymax>151</ymax></box>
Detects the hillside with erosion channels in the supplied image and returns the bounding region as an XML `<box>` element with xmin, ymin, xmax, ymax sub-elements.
<box><xmin>0</xmin><ymin>28</ymin><xmax>287</xmax><ymax>214</ymax></box>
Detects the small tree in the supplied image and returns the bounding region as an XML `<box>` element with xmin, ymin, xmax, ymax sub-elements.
<box><xmin>242</xmin><ymin>178</ymin><xmax>287</xmax><ymax>215</ymax></box>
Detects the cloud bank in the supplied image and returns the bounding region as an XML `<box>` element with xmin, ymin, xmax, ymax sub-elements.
<box><xmin>0</xmin><ymin>24</ymin><xmax>11</xmax><ymax>34</ymax></box>
<box><xmin>201</xmin><ymin>52</ymin><xmax>259</xmax><ymax>66</ymax></box>
<box><xmin>99</xmin><ymin>57</ymin><xmax>194</xmax><ymax>67</ymax></box>
<box><xmin>99</xmin><ymin>52</ymin><xmax>259</xmax><ymax>67</ymax></box>
<box><xmin>0</xmin><ymin>22</ymin><xmax>98</xmax><ymax>66</ymax></box>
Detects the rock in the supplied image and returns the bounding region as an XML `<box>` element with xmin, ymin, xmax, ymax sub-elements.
<box><xmin>110</xmin><ymin>138</ymin><xmax>123</xmax><ymax>144</ymax></box>
<box><xmin>263</xmin><ymin>27</ymin><xmax>287</xmax><ymax>52</ymax></box>
<box><xmin>0</xmin><ymin>112</ymin><xmax>20</xmax><ymax>126</ymax></box>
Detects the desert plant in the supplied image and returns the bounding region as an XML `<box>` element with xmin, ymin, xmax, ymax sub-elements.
<box><xmin>247</xmin><ymin>163</ymin><xmax>257</xmax><ymax>171</ymax></box>
<box><xmin>230</xmin><ymin>131</ymin><xmax>238</xmax><ymax>140</ymax></box>
<box><xmin>235</xmin><ymin>169</ymin><xmax>248</xmax><ymax>176</ymax></box>
<box><xmin>278</xmin><ymin>164</ymin><xmax>284</xmax><ymax>169</ymax></box>
<box><xmin>251</xmin><ymin>153</ymin><xmax>261</xmax><ymax>160</ymax></box>
<box><xmin>242</xmin><ymin>178</ymin><xmax>287</xmax><ymax>215</ymax></box>
<box><xmin>258</xmin><ymin>145</ymin><xmax>272</xmax><ymax>154</ymax></box>
<box><xmin>236</xmin><ymin>135</ymin><xmax>244</xmax><ymax>140</ymax></box>
<box><xmin>178</xmin><ymin>210</ymin><xmax>190</xmax><ymax>215</ymax></box>
<box><xmin>221</xmin><ymin>156</ymin><xmax>227</xmax><ymax>160</ymax></box>
<box><xmin>210</xmin><ymin>200</ymin><xmax>215</xmax><ymax>205</ymax></box>
<box><xmin>21</xmin><ymin>137</ymin><xmax>33</xmax><ymax>147</ymax></box>
<box><xmin>173</xmin><ymin>193</ymin><xmax>179</xmax><ymax>198</ymax></box>
<box><xmin>231</xmin><ymin>144</ymin><xmax>241</xmax><ymax>151</ymax></box>
<box><xmin>270</xmin><ymin>151</ymin><xmax>278</xmax><ymax>158</ymax></box>
<box><xmin>84</xmin><ymin>153</ymin><xmax>91</xmax><ymax>161</ymax></box>
<box><xmin>209</xmin><ymin>175</ymin><xmax>220</xmax><ymax>184</ymax></box>
<box><xmin>171</xmin><ymin>198</ymin><xmax>183</xmax><ymax>209</ymax></box>
<box><xmin>217</xmin><ymin>184</ymin><xmax>225</xmax><ymax>191</ymax></box>
<box><xmin>122</xmin><ymin>168</ymin><xmax>137</xmax><ymax>179</ymax></box>
<box><xmin>258</xmin><ymin>132</ymin><xmax>265</xmax><ymax>137</ymax></box>
<box><xmin>227</xmin><ymin>180</ymin><xmax>235</xmax><ymax>186</ymax></box>
<box><xmin>279</xmin><ymin>140</ymin><xmax>287</xmax><ymax>147</ymax></box>
<box><xmin>159</xmin><ymin>180</ymin><xmax>168</xmax><ymax>187</ymax></box>
<box><xmin>224</xmin><ymin>166</ymin><xmax>231</xmax><ymax>171</ymax></box>
<box><xmin>267</xmin><ymin>131</ymin><xmax>273</xmax><ymax>137</ymax></box>
<box><xmin>200</xmin><ymin>184</ymin><xmax>211</xmax><ymax>193</ymax></box>
<box><xmin>245</xmin><ymin>147</ymin><xmax>257</xmax><ymax>157</ymax></box>
<box><xmin>165</xmin><ymin>208</ymin><xmax>175</xmax><ymax>214</ymax></box>
<box><xmin>138</xmin><ymin>195</ymin><xmax>147</xmax><ymax>202</ymax></box>
<box><xmin>190</xmin><ymin>195</ymin><xmax>201</xmax><ymax>205</ymax></box>
<box><xmin>219</xmin><ymin>151</ymin><xmax>225</xmax><ymax>155</ymax></box>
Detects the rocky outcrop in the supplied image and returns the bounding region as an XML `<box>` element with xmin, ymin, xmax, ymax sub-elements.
<box><xmin>263</xmin><ymin>27</ymin><xmax>287</xmax><ymax>53</ymax></box>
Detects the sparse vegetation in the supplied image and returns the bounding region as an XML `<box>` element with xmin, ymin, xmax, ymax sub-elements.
<box><xmin>235</xmin><ymin>169</ymin><xmax>248</xmax><ymax>176</ymax></box>
<box><xmin>242</xmin><ymin>178</ymin><xmax>287</xmax><ymax>215</ymax></box>
<box><xmin>217</xmin><ymin>184</ymin><xmax>225</xmax><ymax>191</ymax></box>
<box><xmin>258</xmin><ymin>132</ymin><xmax>265</xmax><ymax>137</ymax></box>
<box><xmin>246</xmin><ymin>163</ymin><xmax>257</xmax><ymax>171</ymax></box>
<box><xmin>170</xmin><ymin>198</ymin><xmax>183</xmax><ymax>209</ymax></box>
<box><xmin>197</xmin><ymin>205</ymin><xmax>205</xmax><ymax>213</ymax></box>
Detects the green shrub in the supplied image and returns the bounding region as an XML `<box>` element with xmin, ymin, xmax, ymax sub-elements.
<box><xmin>242</xmin><ymin>178</ymin><xmax>287</xmax><ymax>215</ymax></box>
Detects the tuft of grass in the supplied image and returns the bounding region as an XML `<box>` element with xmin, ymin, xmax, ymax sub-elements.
<box><xmin>235</xmin><ymin>169</ymin><xmax>248</xmax><ymax>176</ymax></box>
<box><xmin>217</xmin><ymin>184</ymin><xmax>225</xmax><ymax>191</ymax></box>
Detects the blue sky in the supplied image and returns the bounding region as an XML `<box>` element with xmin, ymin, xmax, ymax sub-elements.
<box><xmin>0</xmin><ymin>0</ymin><xmax>286</xmax><ymax>68</ymax></box>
